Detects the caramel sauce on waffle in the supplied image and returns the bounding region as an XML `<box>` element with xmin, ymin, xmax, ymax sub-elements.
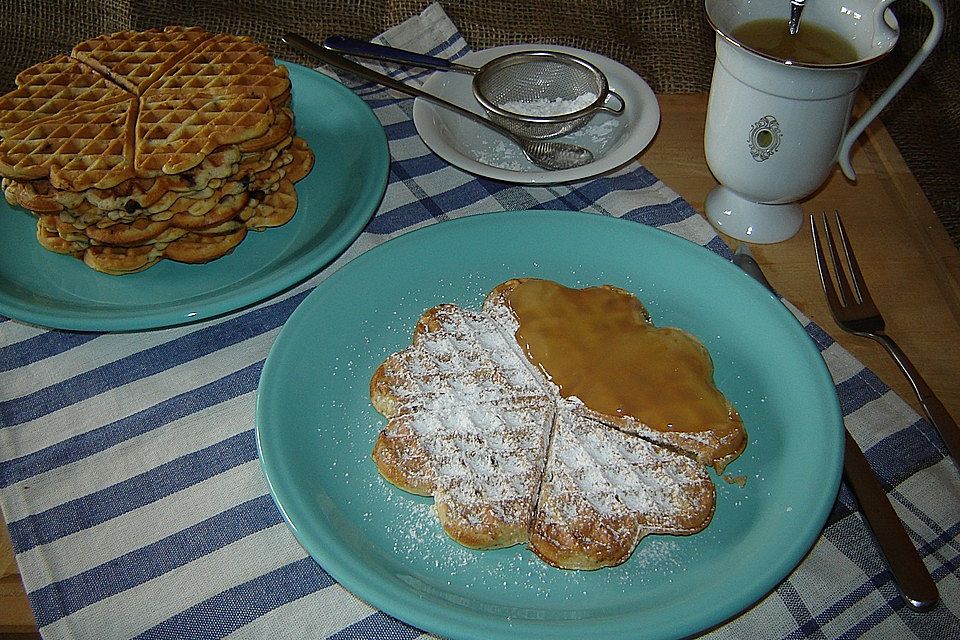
<box><xmin>504</xmin><ymin>279</ymin><xmax>737</xmax><ymax>434</ymax></box>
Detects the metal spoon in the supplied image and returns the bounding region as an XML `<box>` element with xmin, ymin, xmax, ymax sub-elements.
<box><xmin>282</xmin><ymin>34</ymin><xmax>595</xmax><ymax>171</ymax></box>
<box><xmin>788</xmin><ymin>0</ymin><xmax>806</xmax><ymax>35</ymax></box>
<box><xmin>323</xmin><ymin>35</ymin><xmax>482</xmax><ymax>74</ymax></box>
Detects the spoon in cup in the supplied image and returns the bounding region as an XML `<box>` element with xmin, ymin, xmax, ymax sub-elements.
<box><xmin>788</xmin><ymin>0</ymin><xmax>806</xmax><ymax>35</ymax></box>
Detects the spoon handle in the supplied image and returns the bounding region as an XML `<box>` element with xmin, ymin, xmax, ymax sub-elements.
<box><xmin>322</xmin><ymin>35</ymin><xmax>477</xmax><ymax>74</ymax></box>
<box><xmin>284</xmin><ymin>34</ymin><xmax>493</xmax><ymax>129</ymax></box>
<box><xmin>788</xmin><ymin>0</ymin><xmax>805</xmax><ymax>35</ymax></box>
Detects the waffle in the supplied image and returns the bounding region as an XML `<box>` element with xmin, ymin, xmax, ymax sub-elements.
<box><xmin>484</xmin><ymin>279</ymin><xmax>747</xmax><ymax>471</ymax></box>
<box><xmin>4</xmin><ymin>147</ymin><xmax>244</xmax><ymax>214</ymax></box>
<box><xmin>162</xmin><ymin>221</ymin><xmax>248</xmax><ymax>264</ymax></box>
<box><xmin>242</xmin><ymin>178</ymin><xmax>299</xmax><ymax>230</ymax></box>
<box><xmin>37</xmin><ymin>217</ymin><xmax>86</xmax><ymax>256</ymax></box>
<box><xmin>0</xmin><ymin>27</ymin><xmax>313</xmax><ymax>274</ymax></box>
<box><xmin>371</xmin><ymin>304</ymin><xmax>554</xmax><ymax>549</ymax></box>
<box><xmin>0</xmin><ymin>95</ymin><xmax>136</xmax><ymax>190</ymax></box>
<box><xmin>0</xmin><ymin>55</ymin><xmax>129</xmax><ymax>136</ymax></box>
<box><xmin>370</xmin><ymin>281</ymin><xmax>739</xmax><ymax>569</ymax></box>
<box><xmin>71</xmin><ymin>26</ymin><xmax>211</xmax><ymax>95</ymax></box>
<box><xmin>82</xmin><ymin>243</ymin><xmax>166</xmax><ymax>275</ymax></box>
<box><xmin>169</xmin><ymin>190</ymin><xmax>251</xmax><ymax>230</ymax></box>
<box><xmin>135</xmin><ymin>89</ymin><xmax>275</xmax><ymax>177</ymax></box>
<box><xmin>530</xmin><ymin>404</ymin><xmax>714</xmax><ymax>570</ymax></box>
<box><xmin>150</xmin><ymin>33</ymin><xmax>292</xmax><ymax>103</ymax></box>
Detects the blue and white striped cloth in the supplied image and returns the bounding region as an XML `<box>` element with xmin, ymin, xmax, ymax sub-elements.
<box><xmin>1</xmin><ymin>4</ymin><xmax>958</xmax><ymax>638</ymax></box>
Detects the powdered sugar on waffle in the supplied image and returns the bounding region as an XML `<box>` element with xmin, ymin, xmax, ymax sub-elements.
<box><xmin>380</xmin><ymin>305</ymin><xmax>552</xmax><ymax>529</ymax></box>
<box><xmin>372</xmin><ymin>292</ymin><xmax>717</xmax><ymax>566</ymax></box>
<box><xmin>544</xmin><ymin>403</ymin><xmax>711</xmax><ymax>524</ymax></box>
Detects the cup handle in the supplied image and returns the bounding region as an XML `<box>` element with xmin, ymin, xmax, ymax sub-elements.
<box><xmin>838</xmin><ymin>0</ymin><xmax>943</xmax><ymax>180</ymax></box>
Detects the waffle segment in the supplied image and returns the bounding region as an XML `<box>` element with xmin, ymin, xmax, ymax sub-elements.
<box><xmin>71</xmin><ymin>26</ymin><xmax>211</xmax><ymax>95</ymax></box>
<box><xmin>530</xmin><ymin>404</ymin><xmax>715</xmax><ymax>569</ymax></box>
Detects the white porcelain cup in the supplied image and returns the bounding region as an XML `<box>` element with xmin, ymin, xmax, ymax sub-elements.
<box><xmin>703</xmin><ymin>0</ymin><xmax>943</xmax><ymax>243</ymax></box>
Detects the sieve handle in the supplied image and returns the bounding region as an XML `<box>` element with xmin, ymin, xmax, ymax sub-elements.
<box><xmin>597</xmin><ymin>89</ymin><xmax>626</xmax><ymax>116</ymax></box>
<box><xmin>284</xmin><ymin>34</ymin><xmax>504</xmax><ymax>131</ymax></box>
<box><xmin>322</xmin><ymin>35</ymin><xmax>477</xmax><ymax>74</ymax></box>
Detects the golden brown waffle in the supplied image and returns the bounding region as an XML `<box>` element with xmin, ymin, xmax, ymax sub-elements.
<box><xmin>282</xmin><ymin>137</ymin><xmax>315</xmax><ymax>184</ymax></box>
<box><xmin>151</xmin><ymin>33</ymin><xmax>291</xmax><ymax>103</ymax></box>
<box><xmin>83</xmin><ymin>243</ymin><xmax>165</xmax><ymax>275</ymax></box>
<box><xmin>0</xmin><ymin>28</ymin><xmax>315</xmax><ymax>274</ymax></box>
<box><xmin>71</xmin><ymin>27</ymin><xmax>211</xmax><ymax>95</ymax></box>
<box><xmin>2</xmin><ymin>147</ymin><xmax>243</xmax><ymax>214</ymax></box>
<box><xmin>239</xmin><ymin>108</ymin><xmax>294</xmax><ymax>154</ymax></box>
<box><xmin>243</xmin><ymin>178</ymin><xmax>298</xmax><ymax>230</ymax></box>
<box><xmin>235</xmin><ymin>135</ymin><xmax>294</xmax><ymax>179</ymax></box>
<box><xmin>37</xmin><ymin>220</ymin><xmax>87</xmax><ymax>256</ymax></box>
<box><xmin>84</xmin><ymin>218</ymin><xmax>175</xmax><ymax>247</ymax></box>
<box><xmin>38</xmin><ymin>213</ymin><xmax>87</xmax><ymax>247</ymax></box>
<box><xmin>4</xmin><ymin>178</ymin><xmax>68</xmax><ymax>212</ymax></box>
<box><xmin>36</xmin><ymin>138</ymin><xmax>296</xmax><ymax>237</ymax></box>
<box><xmin>0</xmin><ymin>96</ymin><xmax>136</xmax><ymax>190</ymax></box>
<box><xmin>136</xmin><ymin>90</ymin><xmax>275</xmax><ymax>176</ymax></box>
<box><xmin>162</xmin><ymin>221</ymin><xmax>248</xmax><ymax>264</ymax></box>
<box><xmin>0</xmin><ymin>55</ymin><xmax>129</xmax><ymax>136</ymax></box>
<box><xmin>370</xmin><ymin>282</ymin><xmax>737</xmax><ymax>570</ymax></box>
<box><xmin>170</xmin><ymin>190</ymin><xmax>250</xmax><ymax>230</ymax></box>
<box><xmin>2</xmin><ymin>179</ymin><xmax>18</xmax><ymax>207</ymax></box>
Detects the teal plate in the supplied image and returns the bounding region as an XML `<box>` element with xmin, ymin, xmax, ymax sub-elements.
<box><xmin>256</xmin><ymin>210</ymin><xmax>844</xmax><ymax>640</ymax></box>
<box><xmin>0</xmin><ymin>62</ymin><xmax>388</xmax><ymax>332</ymax></box>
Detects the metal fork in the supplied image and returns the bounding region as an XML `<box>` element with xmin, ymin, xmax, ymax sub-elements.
<box><xmin>811</xmin><ymin>211</ymin><xmax>960</xmax><ymax>464</ymax></box>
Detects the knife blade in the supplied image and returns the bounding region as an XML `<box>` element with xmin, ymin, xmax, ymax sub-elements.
<box><xmin>732</xmin><ymin>242</ymin><xmax>939</xmax><ymax>611</ymax></box>
<box><xmin>733</xmin><ymin>243</ymin><xmax>777</xmax><ymax>295</ymax></box>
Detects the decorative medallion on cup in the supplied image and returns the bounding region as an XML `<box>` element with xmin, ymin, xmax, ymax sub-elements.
<box><xmin>749</xmin><ymin>116</ymin><xmax>781</xmax><ymax>162</ymax></box>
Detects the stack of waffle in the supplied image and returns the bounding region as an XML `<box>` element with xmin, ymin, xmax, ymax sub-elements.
<box><xmin>0</xmin><ymin>27</ymin><xmax>314</xmax><ymax>274</ymax></box>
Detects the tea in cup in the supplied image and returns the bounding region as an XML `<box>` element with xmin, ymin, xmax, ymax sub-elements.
<box><xmin>703</xmin><ymin>0</ymin><xmax>943</xmax><ymax>243</ymax></box>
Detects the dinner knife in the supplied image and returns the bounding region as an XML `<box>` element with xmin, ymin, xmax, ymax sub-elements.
<box><xmin>733</xmin><ymin>243</ymin><xmax>939</xmax><ymax>611</ymax></box>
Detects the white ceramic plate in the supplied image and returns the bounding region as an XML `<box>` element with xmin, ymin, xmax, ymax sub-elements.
<box><xmin>412</xmin><ymin>45</ymin><xmax>660</xmax><ymax>184</ymax></box>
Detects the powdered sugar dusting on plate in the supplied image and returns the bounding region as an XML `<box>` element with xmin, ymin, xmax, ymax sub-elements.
<box><xmin>471</xmin><ymin>114</ymin><xmax>624</xmax><ymax>171</ymax></box>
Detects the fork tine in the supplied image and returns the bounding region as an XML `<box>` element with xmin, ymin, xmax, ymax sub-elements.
<box><xmin>833</xmin><ymin>210</ymin><xmax>877</xmax><ymax>309</ymax></box>
<box><xmin>810</xmin><ymin>214</ymin><xmax>845</xmax><ymax>314</ymax></box>
<box><xmin>821</xmin><ymin>211</ymin><xmax>857</xmax><ymax>307</ymax></box>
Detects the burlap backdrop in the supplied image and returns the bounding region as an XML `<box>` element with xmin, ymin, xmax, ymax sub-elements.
<box><xmin>2</xmin><ymin>0</ymin><xmax>957</xmax><ymax>246</ymax></box>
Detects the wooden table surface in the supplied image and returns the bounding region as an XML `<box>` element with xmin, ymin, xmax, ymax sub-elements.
<box><xmin>2</xmin><ymin>92</ymin><xmax>958</xmax><ymax>637</ymax></box>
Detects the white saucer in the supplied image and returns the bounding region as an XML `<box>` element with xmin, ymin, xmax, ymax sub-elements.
<box><xmin>412</xmin><ymin>44</ymin><xmax>660</xmax><ymax>184</ymax></box>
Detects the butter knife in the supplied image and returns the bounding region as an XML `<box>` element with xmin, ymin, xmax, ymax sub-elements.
<box><xmin>733</xmin><ymin>243</ymin><xmax>939</xmax><ymax>611</ymax></box>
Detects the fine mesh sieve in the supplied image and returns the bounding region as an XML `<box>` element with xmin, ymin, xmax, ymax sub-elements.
<box><xmin>321</xmin><ymin>36</ymin><xmax>626</xmax><ymax>140</ymax></box>
<box><xmin>471</xmin><ymin>51</ymin><xmax>625</xmax><ymax>140</ymax></box>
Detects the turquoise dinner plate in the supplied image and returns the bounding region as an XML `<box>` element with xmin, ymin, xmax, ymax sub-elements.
<box><xmin>256</xmin><ymin>211</ymin><xmax>844</xmax><ymax>640</ymax></box>
<box><xmin>0</xmin><ymin>62</ymin><xmax>388</xmax><ymax>331</ymax></box>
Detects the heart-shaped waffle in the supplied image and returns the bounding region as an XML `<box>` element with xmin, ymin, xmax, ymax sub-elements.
<box><xmin>151</xmin><ymin>33</ymin><xmax>292</xmax><ymax>104</ymax></box>
<box><xmin>71</xmin><ymin>26</ymin><xmax>211</xmax><ymax>95</ymax></box>
<box><xmin>370</xmin><ymin>281</ymin><xmax>737</xmax><ymax>569</ymax></box>
<box><xmin>0</xmin><ymin>55</ymin><xmax>129</xmax><ymax>136</ymax></box>
<box><xmin>136</xmin><ymin>89</ymin><xmax>274</xmax><ymax>176</ymax></box>
<box><xmin>0</xmin><ymin>96</ymin><xmax>136</xmax><ymax>190</ymax></box>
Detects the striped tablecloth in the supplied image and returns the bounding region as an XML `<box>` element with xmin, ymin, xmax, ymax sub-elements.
<box><xmin>1</xmin><ymin>4</ymin><xmax>958</xmax><ymax>638</ymax></box>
